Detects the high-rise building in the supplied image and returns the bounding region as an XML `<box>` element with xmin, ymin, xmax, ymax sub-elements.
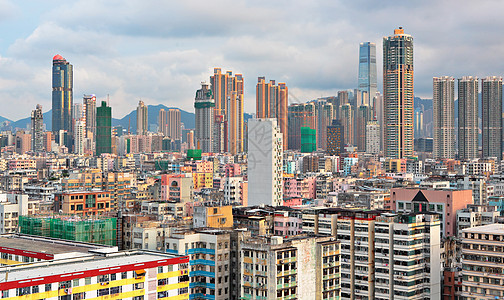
<box><xmin>383</xmin><ymin>27</ymin><xmax>414</xmax><ymax>158</ymax></box>
<box><xmin>458</xmin><ymin>76</ymin><xmax>479</xmax><ymax>160</ymax></box>
<box><xmin>210</xmin><ymin>68</ymin><xmax>244</xmax><ymax>153</ymax></box>
<box><xmin>433</xmin><ymin>76</ymin><xmax>455</xmax><ymax>159</ymax></box>
<box><xmin>194</xmin><ymin>83</ymin><xmax>215</xmax><ymax>153</ymax></box>
<box><xmin>482</xmin><ymin>76</ymin><xmax>503</xmax><ymax>160</ymax></box>
<box><xmin>316</xmin><ymin>100</ymin><xmax>334</xmax><ymax>150</ymax></box>
<box><xmin>74</xmin><ymin>120</ymin><xmax>85</xmax><ymax>155</ymax></box>
<box><xmin>83</xmin><ymin>94</ymin><xmax>96</xmax><ymax>140</ymax></box>
<box><xmin>339</xmin><ymin>104</ymin><xmax>354</xmax><ymax>146</ymax></box>
<box><xmin>248</xmin><ymin>118</ymin><xmax>283</xmax><ymax>206</ymax></box>
<box><xmin>167</xmin><ymin>108</ymin><xmax>181</xmax><ymax>140</ymax></box>
<box><xmin>227</xmin><ymin>90</ymin><xmax>244</xmax><ymax>154</ymax></box>
<box><xmin>327</xmin><ymin>119</ymin><xmax>344</xmax><ymax>156</ymax></box>
<box><xmin>52</xmin><ymin>55</ymin><xmax>73</xmax><ymax>138</ymax></box>
<box><xmin>30</xmin><ymin>104</ymin><xmax>44</xmax><ymax>152</ymax></box>
<box><xmin>287</xmin><ymin>103</ymin><xmax>316</xmax><ymax>150</ymax></box>
<box><xmin>374</xmin><ymin>213</ymin><xmax>441</xmax><ymax>300</ymax></box>
<box><xmin>136</xmin><ymin>100</ymin><xmax>148</xmax><ymax>135</ymax></box>
<box><xmin>256</xmin><ymin>77</ymin><xmax>289</xmax><ymax>149</ymax></box>
<box><xmin>358</xmin><ymin>42</ymin><xmax>377</xmax><ymax>107</ymax></box>
<box><xmin>366</xmin><ymin>120</ymin><xmax>380</xmax><ymax>154</ymax></box>
<box><xmin>158</xmin><ymin>108</ymin><xmax>167</xmax><ymax>136</ymax></box>
<box><xmin>355</xmin><ymin>105</ymin><xmax>371</xmax><ymax>151</ymax></box>
<box><xmin>460</xmin><ymin>224</ymin><xmax>504</xmax><ymax>299</ymax></box>
<box><xmin>96</xmin><ymin>101</ymin><xmax>112</xmax><ymax>156</ymax></box>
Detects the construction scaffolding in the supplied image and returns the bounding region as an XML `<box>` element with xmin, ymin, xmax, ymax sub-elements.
<box><xmin>19</xmin><ymin>215</ymin><xmax>117</xmax><ymax>246</ymax></box>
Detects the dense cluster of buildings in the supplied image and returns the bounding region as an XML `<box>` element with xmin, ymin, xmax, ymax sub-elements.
<box><xmin>1</xmin><ymin>27</ymin><xmax>504</xmax><ymax>300</ymax></box>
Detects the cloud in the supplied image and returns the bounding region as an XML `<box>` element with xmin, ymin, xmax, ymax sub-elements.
<box><xmin>2</xmin><ymin>0</ymin><xmax>504</xmax><ymax>120</ymax></box>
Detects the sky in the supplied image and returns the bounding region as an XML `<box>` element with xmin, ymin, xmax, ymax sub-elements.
<box><xmin>0</xmin><ymin>0</ymin><xmax>503</xmax><ymax>120</ymax></box>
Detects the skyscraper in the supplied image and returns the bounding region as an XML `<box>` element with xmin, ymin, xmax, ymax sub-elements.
<box><xmin>74</xmin><ymin>120</ymin><xmax>85</xmax><ymax>155</ymax></box>
<box><xmin>433</xmin><ymin>76</ymin><xmax>455</xmax><ymax>159</ymax></box>
<box><xmin>383</xmin><ymin>27</ymin><xmax>414</xmax><ymax>158</ymax></box>
<box><xmin>136</xmin><ymin>100</ymin><xmax>148</xmax><ymax>135</ymax></box>
<box><xmin>256</xmin><ymin>77</ymin><xmax>289</xmax><ymax>150</ymax></box>
<box><xmin>316</xmin><ymin>100</ymin><xmax>334</xmax><ymax>150</ymax></box>
<box><xmin>287</xmin><ymin>103</ymin><xmax>316</xmax><ymax>150</ymax></box>
<box><xmin>83</xmin><ymin>95</ymin><xmax>96</xmax><ymax>141</ymax></box>
<box><xmin>30</xmin><ymin>104</ymin><xmax>44</xmax><ymax>152</ymax></box>
<box><xmin>248</xmin><ymin>118</ymin><xmax>283</xmax><ymax>206</ymax></box>
<box><xmin>482</xmin><ymin>76</ymin><xmax>503</xmax><ymax>160</ymax></box>
<box><xmin>194</xmin><ymin>83</ymin><xmax>215</xmax><ymax>153</ymax></box>
<box><xmin>355</xmin><ymin>105</ymin><xmax>371</xmax><ymax>151</ymax></box>
<box><xmin>327</xmin><ymin>119</ymin><xmax>344</xmax><ymax>156</ymax></box>
<box><xmin>167</xmin><ymin>109</ymin><xmax>181</xmax><ymax>140</ymax></box>
<box><xmin>52</xmin><ymin>54</ymin><xmax>73</xmax><ymax>138</ymax></box>
<box><xmin>339</xmin><ymin>104</ymin><xmax>354</xmax><ymax>146</ymax></box>
<box><xmin>358</xmin><ymin>42</ymin><xmax>377</xmax><ymax>107</ymax></box>
<box><xmin>158</xmin><ymin>108</ymin><xmax>167</xmax><ymax>136</ymax></box>
<box><xmin>96</xmin><ymin>101</ymin><xmax>112</xmax><ymax>156</ymax></box>
<box><xmin>210</xmin><ymin>68</ymin><xmax>244</xmax><ymax>153</ymax></box>
<box><xmin>458</xmin><ymin>76</ymin><xmax>479</xmax><ymax>160</ymax></box>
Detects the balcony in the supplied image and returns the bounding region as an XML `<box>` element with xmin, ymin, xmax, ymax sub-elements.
<box><xmin>190</xmin><ymin>259</ymin><xmax>215</xmax><ymax>266</ymax></box>
<box><xmin>187</xmin><ymin>248</ymin><xmax>216</xmax><ymax>255</ymax></box>
<box><xmin>189</xmin><ymin>293</ymin><xmax>215</xmax><ymax>300</ymax></box>
<box><xmin>190</xmin><ymin>270</ymin><xmax>215</xmax><ymax>278</ymax></box>
<box><xmin>189</xmin><ymin>282</ymin><xmax>216</xmax><ymax>289</ymax></box>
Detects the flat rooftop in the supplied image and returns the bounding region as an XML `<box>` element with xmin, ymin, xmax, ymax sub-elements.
<box><xmin>0</xmin><ymin>251</ymin><xmax>185</xmax><ymax>282</ymax></box>
<box><xmin>462</xmin><ymin>224</ymin><xmax>504</xmax><ymax>235</ymax></box>
<box><xmin>0</xmin><ymin>234</ymin><xmax>116</xmax><ymax>257</ymax></box>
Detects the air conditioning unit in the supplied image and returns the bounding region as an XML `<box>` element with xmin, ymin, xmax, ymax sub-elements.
<box><xmin>64</xmin><ymin>288</ymin><xmax>72</xmax><ymax>295</ymax></box>
<box><xmin>100</xmin><ymin>282</ymin><xmax>109</xmax><ymax>286</ymax></box>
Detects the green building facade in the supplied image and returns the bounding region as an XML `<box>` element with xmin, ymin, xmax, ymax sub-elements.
<box><xmin>96</xmin><ymin>101</ymin><xmax>112</xmax><ymax>156</ymax></box>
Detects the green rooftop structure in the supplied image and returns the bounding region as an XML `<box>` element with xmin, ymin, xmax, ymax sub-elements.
<box><xmin>19</xmin><ymin>215</ymin><xmax>117</xmax><ymax>246</ymax></box>
<box><xmin>187</xmin><ymin>149</ymin><xmax>202</xmax><ymax>161</ymax></box>
<box><xmin>301</xmin><ymin>126</ymin><xmax>316</xmax><ymax>153</ymax></box>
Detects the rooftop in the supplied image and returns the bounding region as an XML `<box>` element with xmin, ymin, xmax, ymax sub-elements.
<box><xmin>0</xmin><ymin>250</ymin><xmax>185</xmax><ymax>282</ymax></box>
<box><xmin>0</xmin><ymin>234</ymin><xmax>116</xmax><ymax>257</ymax></box>
<box><xmin>462</xmin><ymin>224</ymin><xmax>504</xmax><ymax>235</ymax></box>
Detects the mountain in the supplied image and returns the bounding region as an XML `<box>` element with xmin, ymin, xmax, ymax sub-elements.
<box><xmin>12</xmin><ymin>111</ymin><xmax>52</xmax><ymax>131</ymax></box>
<box><xmin>6</xmin><ymin>104</ymin><xmax>253</xmax><ymax>133</ymax></box>
<box><xmin>111</xmin><ymin>104</ymin><xmax>195</xmax><ymax>133</ymax></box>
<box><xmin>0</xmin><ymin>116</ymin><xmax>12</xmax><ymax>124</ymax></box>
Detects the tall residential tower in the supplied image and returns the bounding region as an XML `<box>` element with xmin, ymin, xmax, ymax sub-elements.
<box><xmin>433</xmin><ymin>76</ymin><xmax>455</xmax><ymax>159</ymax></box>
<box><xmin>31</xmin><ymin>104</ymin><xmax>44</xmax><ymax>152</ymax></box>
<box><xmin>136</xmin><ymin>100</ymin><xmax>148</xmax><ymax>135</ymax></box>
<box><xmin>482</xmin><ymin>76</ymin><xmax>503</xmax><ymax>160</ymax></box>
<box><xmin>458</xmin><ymin>76</ymin><xmax>479</xmax><ymax>160</ymax></box>
<box><xmin>383</xmin><ymin>27</ymin><xmax>414</xmax><ymax>158</ymax></box>
<box><xmin>194</xmin><ymin>83</ymin><xmax>215</xmax><ymax>153</ymax></box>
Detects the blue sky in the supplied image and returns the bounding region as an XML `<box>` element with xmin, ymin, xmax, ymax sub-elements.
<box><xmin>0</xmin><ymin>0</ymin><xmax>503</xmax><ymax>119</ymax></box>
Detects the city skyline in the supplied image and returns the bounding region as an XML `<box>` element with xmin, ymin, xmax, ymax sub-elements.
<box><xmin>1</xmin><ymin>1</ymin><xmax>504</xmax><ymax>119</ymax></box>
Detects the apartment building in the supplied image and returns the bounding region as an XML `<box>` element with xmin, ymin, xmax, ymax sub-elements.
<box><xmin>0</xmin><ymin>250</ymin><xmax>189</xmax><ymax>300</ymax></box>
<box><xmin>374</xmin><ymin>213</ymin><xmax>442</xmax><ymax>299</ymax></box>
<box><xmin>460</xmin><ymin>224</ymin><xmax>504</xmax><ymax>299</ymax></box>
<box><xmin>240</xmin><ymin>235</ymin><xmax>340</xmax><ymax>300</ymax></box>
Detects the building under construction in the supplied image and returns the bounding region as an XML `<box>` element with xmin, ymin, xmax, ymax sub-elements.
<box><xmin>19</xmin><ymin>215</ymin><xmax>117</xmax><ymax>246</ymax></box>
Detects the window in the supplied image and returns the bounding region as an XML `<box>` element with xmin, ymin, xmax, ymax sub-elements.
<box><xmin>85</xmin><ymin>277</ymin><xmax>92</xmax><ymax>285</ymax></box>
<box><xmin>45</xmin><ymin>284</ymin><xmax>52</xmax><ymax>292</ymax></box>
<box><xmin>31</xmin><ymin>286</ymin><xmax>39</xmax><ymax>294</ymax></box>
<box><xmin>158</xmin><ymin>266</ymin><xmax>164</xmax><ymax>273</ymax></box>
<box><xmin>72</xmin><ymin>279</ymin><xmax>79</xmax><ymax>287</ymax></box>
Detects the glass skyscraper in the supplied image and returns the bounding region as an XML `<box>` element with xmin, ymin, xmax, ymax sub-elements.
<box><xmin>358</xmin><ymin>42</ymin><xmax>377</xmax><ymax>107</ymax></box>
<box><xmin>52</xmin><ymin>54</ymin><xmax>73</xmax><ymax>136</ymax></box>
